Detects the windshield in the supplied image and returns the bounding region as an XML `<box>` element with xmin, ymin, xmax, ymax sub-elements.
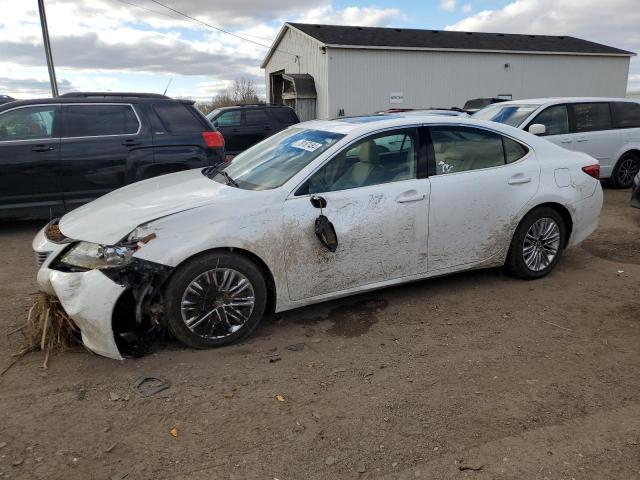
<box><xmin>472</xmin><ymin>104</ymin><xmax>541</xmax><ymax>127</ymax></box>
<box><xmin>215</xmin><ymin>128</ymin><xmax>345</xmax><ymax>190</ymax></box>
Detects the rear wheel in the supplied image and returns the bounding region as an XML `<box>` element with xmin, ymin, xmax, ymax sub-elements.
<box><xmin>505</xmin><ymin>207</ymin><xmax>566</xmax><ymax>279</ymax></box>
<box><xmin>164</xmin><ymin>252</ymin><xmax>267</xmax><ymax>349</ymax></box>
<box><xmin>610</xmin><ymin>152</ymin><xmax>640</xmax><ymax>189</ymax></box>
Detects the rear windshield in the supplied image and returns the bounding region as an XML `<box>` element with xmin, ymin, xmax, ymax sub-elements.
<box><xmin>216</xmin><ymin>128</ymin><xmax>344</xmax><ymax>190</ymax></box>
<box><xmin>153</xmin><ymin>102</ymin><xmax>205</xmax><ymax>133</ymax></box>
<box><xmin>472</xmin><ymin>104</ymin><xmax>541</xmax><ymax>127</ymax></box>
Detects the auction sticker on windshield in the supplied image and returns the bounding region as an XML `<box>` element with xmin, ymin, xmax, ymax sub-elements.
<box><xmin>291</xmin><ymin>139</ymin><xmax>323</xmax><ymax>152</ymax></box>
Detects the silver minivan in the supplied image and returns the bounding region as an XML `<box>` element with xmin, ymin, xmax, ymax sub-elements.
<box><xmin>473</xmin><ymin>98</ymin><xmax>640</xmax><ymax>188</ymax></box>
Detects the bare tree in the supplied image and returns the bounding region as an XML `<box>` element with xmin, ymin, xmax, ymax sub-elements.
<box><xmin>198</xmin><ymin>78</ymin><xmax>262</xmax><ymax>114</ymax></box>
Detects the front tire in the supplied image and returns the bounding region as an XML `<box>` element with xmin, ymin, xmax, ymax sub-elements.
<box><xmin>610</xmin><ymin>152</ymin><xmax>640</xmax><ymax>189</ymax></box>
<box><xmin>164</xmin><ymin>251</ymin><xmax>267</xmax><ymax>349</ymax></box>
<box><xmin>505</xmin><ymin>207</ymin><xmax>566</xmax><ymax>280</ymax></box>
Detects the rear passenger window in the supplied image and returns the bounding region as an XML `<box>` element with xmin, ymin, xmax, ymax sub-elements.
<box><xmin>431</xmin><ymin>127</ymin><xmax>527</xmax><ymax>174</ymax></box>
<box><xmin>271</xmin><ymin>108</ymin><xmax>298</xmax><ymax>124</ymax></box>
<box><xmin>530</xmin><ymin>105</ymin><xmax>569</xmax><ymax>136</ymax></box>
<box><xmin>65</xmin><ymin>105</ymin><xmax>138</xmax><ymax>137</ymax></box>
<box><xmin>503</xmin><ymin>137</ymin><xmax>528</xmax><ymax>163</ymax></box>
<box><xmin>215</xmin><ymin>111</ymin><xmax>241</xmax><ymax>126</ymax></box>
<box><xmin>614</xmin><ymin>102</ymin><xmax>640</xmax><ymax>128</ymax></box>
<box><xmin>571</xmin><ymin>103</ymin><xmax>612</xmax><ymax>132</ymax></box>
<box><xmin>245</xmin><ymin>109</ymin><xmax>269</xmax><ymax>125</ymax></box>
<box><xmin>153</xmin><ymin>102</ymin><xmax>204</xmax><ymax>133</ymax></box>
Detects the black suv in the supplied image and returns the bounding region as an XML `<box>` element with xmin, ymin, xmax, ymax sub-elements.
<box><xmin>0</xmin><ymin>95</ymin><xmax>14</xmax><ymax>105</ymax></box>
<box><xmin>0</xmin><ymin>92</ymin><xmax>224</xmax><ymax>221</ymax></box>
<box><xmin>207</xmin><ymin>104</ymin><xmax>299</xmax><ymax>154</ymax></box>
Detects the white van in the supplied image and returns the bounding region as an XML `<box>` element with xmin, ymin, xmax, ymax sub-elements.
<box><xmin>473</xmin><ymin>98</ymin><xmax>640</xmax><ymax>187</ymax></box>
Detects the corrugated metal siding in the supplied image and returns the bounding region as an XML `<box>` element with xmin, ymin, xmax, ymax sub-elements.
<box><xmin>264</xmin><ymin>29</ymin><xmax>328</xmax><ymax>119</ymax></box>
<box><xmin>327</xmin><ymin>48</ymin><xmax>630</xmax><ymax>118</ymax></box>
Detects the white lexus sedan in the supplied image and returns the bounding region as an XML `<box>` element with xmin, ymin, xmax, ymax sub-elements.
<box><xmin>33</xmin><ymin>114</ymin><xmax>603</xmax><ymax>359</ymax></box>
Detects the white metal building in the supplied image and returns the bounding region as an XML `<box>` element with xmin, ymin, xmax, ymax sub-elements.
<box><xmin>261</xmin><ymin>23</ymin><xmax>634</xmax><ymax>121</ymax></box>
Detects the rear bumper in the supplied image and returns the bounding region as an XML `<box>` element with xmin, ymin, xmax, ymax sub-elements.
<box><xmin>567</xmin><ymin>183</ymin><xmax>603</xmax><ymax>248</ymax></box>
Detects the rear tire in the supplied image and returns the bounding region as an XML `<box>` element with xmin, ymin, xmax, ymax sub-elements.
<box><xmin>610</xmin><ymin>152</ymin><xmax>640</xmax><ymax>189</ymax></box>
<box><xmin>505</xmin><ymin>207</ymin><xmax>566</xmax><ymax>280</ymax></box>
<box><xmin>164</xmin><ymin>251</ymin><xmax>267</xmax><ymax>349</ymax></box>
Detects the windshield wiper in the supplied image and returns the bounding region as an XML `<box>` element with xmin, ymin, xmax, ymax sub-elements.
<box><xmin>220</xmin><ymin>170</ymin><xmax>239</xmax><ymax>188</ymax></box>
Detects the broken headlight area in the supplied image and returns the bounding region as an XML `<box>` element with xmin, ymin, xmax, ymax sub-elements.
<box><xmin>56</xmin><ymin>232</ymin><xmax>157</xmax><ymax>271</ymax></box>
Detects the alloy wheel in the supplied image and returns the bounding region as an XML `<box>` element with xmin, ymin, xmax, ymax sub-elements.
<box><xmin>522</xmin><ymin>217</ymin><xmax>561</xmax><ymax>272</ymax></box>
<box><xmin>180</xmin><ymin>268</ymin><xmax>255</xmax><ymax>339</ymax></box>
<box><xmin>617</xmin><ymin>157</ymin><xmax>639</xmax><ymax>187</ymax></box>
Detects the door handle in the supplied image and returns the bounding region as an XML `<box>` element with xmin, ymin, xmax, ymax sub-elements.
<box><xmin>31</xmin><ymin>145</ymin><xmax>54</xmax><ymax>152</ymax></box>
<box><xmin>576</xmin><ymin>137</ymin><xmax>588</xmax><ymax>143</ymax></box>
<box><xmin>560</xmin><ymin>138</ymin><xmax>572</xmax><ymax>144</ymax></box>
<box><xmin>508</xmin><ymin>175</ymin><xmax>532</xmax><ymax>185</ymax></box>
<box><xmin>395</xmin><ymin>192</ymin><xmax>425</xmax><ymax>203</ymax></box>
<box><xmin>122</xmin><ymin>139</ymin><xmax>141</xmax><ymax>147</ymax></box>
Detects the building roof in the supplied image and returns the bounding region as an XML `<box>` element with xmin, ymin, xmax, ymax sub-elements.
<box><xmin>261</xmin><ymin>23</ymin><xmax>633</xmax><ymax>67</ymax></box>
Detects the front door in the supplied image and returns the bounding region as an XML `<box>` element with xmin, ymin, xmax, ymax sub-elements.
<box><xmin>59</xmin><ymin>103</ymin><xmax>146</xmax><ymax>210</ymax></box>
<box><xmin>427</xmin><ymin>125</ymin><xmax>540</xmax><ymax>271</ymax></box>
<box><xmin>0</xmin><ymin>104</ymin><xmax>63</xmax><ymax>219</ymax></box>
<box><xmin>282</xmin><ymin>128</ymin><xmax>430</xmax><ymax>301</ymax></box>
<box><xmin>526</xmin><ymin>104</ymin><xmax>574</xmax><ymax>150</ymax></box>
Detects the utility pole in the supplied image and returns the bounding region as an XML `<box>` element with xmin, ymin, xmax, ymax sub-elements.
<box><xmin>37</xmin><ymin>0</ymin><xmax>59</xmax><ymax>97</ymax></box>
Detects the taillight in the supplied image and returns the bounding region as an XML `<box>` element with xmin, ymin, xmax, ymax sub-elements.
<box><xmin>202</xmin><ymin>131</ymin><xmax>224</xmax><ymax>148</ymax></box>
<box><xmin>582</xmin><ymin>164</ymin><xmax>600</xmax><ymax>180</ymax></box>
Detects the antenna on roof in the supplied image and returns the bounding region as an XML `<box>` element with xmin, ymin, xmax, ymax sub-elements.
<box><xmin>163</xmin><ymin>78</ymin><xmax>173</xmax><ymax>96</ymax></box>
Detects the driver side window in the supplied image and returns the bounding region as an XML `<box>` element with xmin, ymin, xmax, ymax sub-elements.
<box><xmin>306</xmin><ymin>129</ymin><xmax>417</xmax><ymax>194</ymax></box>
<box><xmin>529</xmin><ymin>105</ymin><xmax>569</xmax><ymax>136</ymax></box>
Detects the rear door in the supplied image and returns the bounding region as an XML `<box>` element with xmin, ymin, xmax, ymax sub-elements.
<box><xmin>241</xmin><ymin>108</ymin><xmax>272</xmax><ymax>150</ymax></box>
<box><xmin>59</xmin><ymin>103</ymin><xmax>150</xmax><ymax>210</ymax></box>
<box><xmin>212</xmin><ymin>109</ymin><xmax>242</xmax><ymax>153</ymax></box>
<box><xmin>427</xmin><ymin>125</ymin><xmax>539</xmax><ymax>271</ymax></box>
<box><xmin>0</xmin><ymin>104</ymin><xmax>63</xmax><ymax>219</ymax></box>
<box><xmin>569</xmin><ymin>102</ymin><xmax>620</xmax><ymax>177</ymax></box>
<box><xmin>525</xmin><ymin>104</ymin><xmax>573</xmax><ymax>150</ymax></box>
<box><xmin>269</xmin><ymin>107</ymin><xmax>299</xmax><ymax>134</ymax></box>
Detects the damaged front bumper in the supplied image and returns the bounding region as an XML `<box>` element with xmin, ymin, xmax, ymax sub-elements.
<box><xmin>33</xmin><ymin>226</ymin><xmax>170</xmax><ymax>360</ymax></box>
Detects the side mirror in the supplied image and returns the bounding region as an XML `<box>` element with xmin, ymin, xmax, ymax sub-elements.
<box><xmin>213</xmin><ymin>121</ymin><xmax>219</xmax><ymax>128</ymax></box>
<box><xmin>528</xmin><ymin>123</ymin><xmax>546</xmax><ymax>136</ymax></box>
<box><xmin>314</xmin><ymin>215</ymin><xmax>338</xmax><ymax>252</ymax></box>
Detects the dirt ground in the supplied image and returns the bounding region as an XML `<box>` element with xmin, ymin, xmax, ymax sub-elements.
<box><xmin>0</xmin><ymin>189</ymin><xmax>639</xmax><ymax>480</ymax></box>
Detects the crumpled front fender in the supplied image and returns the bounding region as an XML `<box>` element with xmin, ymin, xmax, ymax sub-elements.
<box><xmin>49</xmin><ymin>270</ymin><xmax>125</xmax><ymax>360</ymax></box>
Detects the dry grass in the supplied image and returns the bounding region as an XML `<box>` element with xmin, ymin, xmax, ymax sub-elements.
<box><xmin>3</xmin><ymin>293</ymin><xmax>82</xmax><ymax>373</ymax></box>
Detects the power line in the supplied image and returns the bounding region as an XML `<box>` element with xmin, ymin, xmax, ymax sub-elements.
<box><xmin>113</xmin><ymin>0</ymin><xmax>277</xmax><ymax>43</ymax></box>
<box><xmin>146</xmin><ymin>0</ymin><xmax>299</xmax><ymax>57</ymax></box>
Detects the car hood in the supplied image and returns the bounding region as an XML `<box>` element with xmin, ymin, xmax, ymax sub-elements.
<box><xmin>59</xmin><ymin>169</ymin><xmax>245</xmax><ymax>245</ymax></box>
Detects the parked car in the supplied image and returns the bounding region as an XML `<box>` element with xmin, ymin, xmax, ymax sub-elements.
<box><xmin>0</xmin><ymin>92</ymin><xmax>224</xmax><ymax>221</ymax></box>
<box><xmin>462</xmin><ymin>97</ymin><xmax>509</xmax><ymax>113</ymax></box>
<box><xmin>631</xmin><ymin>171</ymin><xmax>640</xmax><ymax>208</ymax></box>
<box><xmin>0</xmin><ymin>95</ymin><xmax>14</xmax><ymax>105</ymax></box>
<box><xmin>473</xmin><ymin>97</ymin><xmax>640</xmax><ymax>188</ymax></box>
<box><xmin>206</xmin><ymin>104</ymin><xmax>299</xmax><ymax>154</ymax></box>
<box><xmin>33</xmin><ymin>114</ymin><xmax>602</xmax><ymax>359</ymax></box>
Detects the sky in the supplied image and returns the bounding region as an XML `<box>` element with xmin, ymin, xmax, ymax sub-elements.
<box><xmin>1</xmin><ymin>0</ymin><xmax>638</xmax><ymax>100</ymax></box>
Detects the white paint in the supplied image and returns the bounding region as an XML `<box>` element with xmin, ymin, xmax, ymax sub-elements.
<box><xmin>33</xmin><ymin>114</ymin><xmax>603</xmax><ymax>359</ymax></box>
<box><xmin>262</xmin><ymin>24</ymin><xmax>631</xmax><ymax>119</ymax></box>
<box><xmin>479</xmin><ymin>97</ymin><xmax>640</xmax><ymax>179</ymax></box>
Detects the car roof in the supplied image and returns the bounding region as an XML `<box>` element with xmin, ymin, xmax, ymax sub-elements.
<box><xmin>0</xmin><ymin>94</ymin><xmax>193</xmax><ymax>112</ymax></box>
<box><xmin>490</xmin><ymin>97</ymin><xmax>640</xmax><ymax>106</ymax></box>
<box><xmin>298</xmin><ymin>114</ymin><xmax>523</xmax><ymax>136</ymax></box>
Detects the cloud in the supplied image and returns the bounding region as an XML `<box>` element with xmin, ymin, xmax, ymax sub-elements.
<box><xmin>439</xmin><ymin>0</ymin><xmax>457</xmax><ymax>12</ymax></box>
<box><xmin>0</xmin><ymin>0</ymin><xmax>405</xmax><ymax>99</ymax></box>
<box><xmin>0</xmin><ymin>76</ymin><xmax>75</xmax><ymax>96</ymax></box>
